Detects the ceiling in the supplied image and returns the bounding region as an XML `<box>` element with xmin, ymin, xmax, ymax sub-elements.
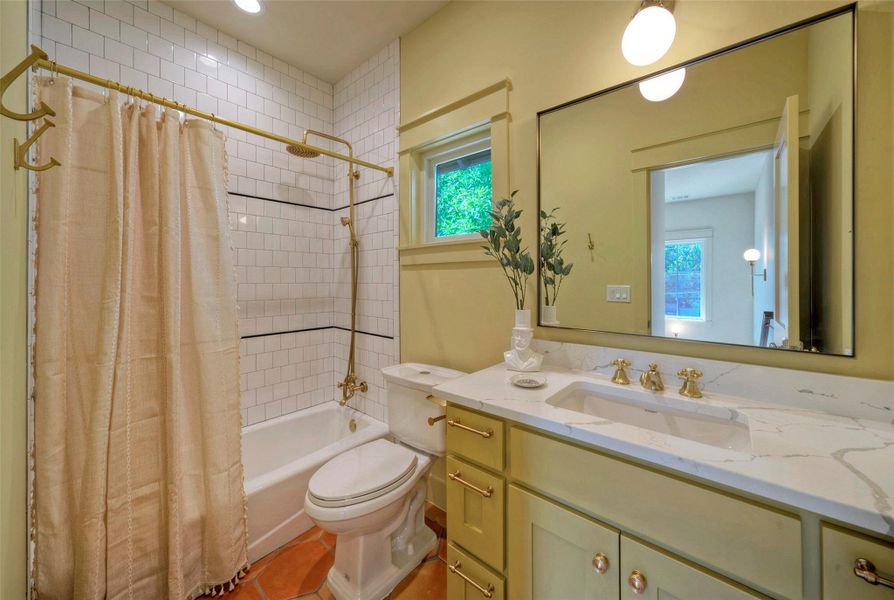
<box><xmin>165</xmin><ymin>0</ymin><xmax>447</xmax><ymax>83</ymax></box>
<box><xmin>662</xmin><ymin>150</ymin><xmax>772</xmax><ymax>203</ymax></box>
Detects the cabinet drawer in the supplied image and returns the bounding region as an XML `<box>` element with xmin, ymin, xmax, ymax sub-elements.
<box><xmin>510</xmin><ymin>427</ymin><xmax>802</xmax><ymax>599</ymax></box>
<box><xmin>620</xmin><ymin>535</ymin><xmax>762</xmax><ymax>599</ymax></box>
<box><xmin>508</xmin><ymin>485</ymin><xmax>620</xmax><ymax>600</ymax></box>
<box><xmin>446</xmin><ymin>404</ymin><xmax>504</xmax><ymax>471</ymax></box>
<box><xmin>446</xmin><ymin>455</ymin><xmax>504</xmax><ymax>570</ymax></box>
<box><xmin>447</xmin><ymin>542</ymin><xmax>505</xmax><ymax>600</ymax></box>
<box><xmin>823</xmin><ymin>523</ymin><xmax>894</xmax><ymax>599</ymax></box>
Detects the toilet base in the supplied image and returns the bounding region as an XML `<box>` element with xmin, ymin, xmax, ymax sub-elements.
<box><xmin>325</xmin><ymin>524</ymin><xmax>437</xmax><ymax>600</ymax></box>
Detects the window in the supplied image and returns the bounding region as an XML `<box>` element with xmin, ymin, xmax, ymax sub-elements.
<box><xmin>664</xmin><ymin>239</ymin><xmax>706</xmax><ymax>320</ymax></box>
<box><xmin>423</xmin><ymin>132</ymin><xmax>492</xmax><ymax>242</ymax></box>
<box><xmin>435</xmin><ymin>149</ymin><xmax>492</xmax><ymax>237</ymax></box>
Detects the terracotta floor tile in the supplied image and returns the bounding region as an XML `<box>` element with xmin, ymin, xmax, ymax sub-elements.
<box><xmin>243</xmin><ymin>549</ymin><xmax>281</xmax><ymax>582</ymax></box>
<box><xmin>257</xmin><ymin>540</ymin><xmax>334</xmax><ymax>600</ymax></box>
<box><xmin>391</xmin><ymin>558</ymin><xmax>447</xmax><ymax>599</ymax></box>
<box><xmin>287</xmin><ymin>526</ymin><xmax>324</xmax><ymax>546</ymax></box>
<box><xmin>317</xmin><ymin>582</ymin><xmax>336</xmax><ymax>600</ymax></box>
<box><xmin>217</xmin><ymin>580</ymin><xmax>262</xmax><ymax>600</ymax></box>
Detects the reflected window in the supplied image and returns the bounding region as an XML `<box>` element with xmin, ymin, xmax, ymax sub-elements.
<box><xmin>665</xmin><ymin>240</ymin><xmax>706</xmax><ymax>320</ymax></box>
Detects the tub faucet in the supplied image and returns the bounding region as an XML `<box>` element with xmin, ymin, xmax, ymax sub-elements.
<box><xmin>338</xmin><ymin>375</ymin><xmax>368</xmax><ymax>405</ymax></box>
<box><xmin>639</xmin><ymin>363</ymin><xmax>664</xmax><ymax>392</ymax></box>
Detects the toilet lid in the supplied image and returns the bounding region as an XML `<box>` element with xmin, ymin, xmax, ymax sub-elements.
<box><xmin>308</xmin><ymin>439</ymin><xmax>418</xmax><ymax>508</ymax></box>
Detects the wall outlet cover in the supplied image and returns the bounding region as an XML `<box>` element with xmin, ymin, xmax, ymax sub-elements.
<box><xmin>607</xmin><ymin>285</ymin><xmax>631</xmax><ymax>303</ymax></box>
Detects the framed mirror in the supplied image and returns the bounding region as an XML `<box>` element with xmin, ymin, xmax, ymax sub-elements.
<box><xmin>537</xmin><ymin>7</ymin><xmax>854</xmax><ymax>356</ymax></box>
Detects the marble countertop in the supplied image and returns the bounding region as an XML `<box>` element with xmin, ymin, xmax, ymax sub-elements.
<box><xmin>434</xmin><ymin>364</ymin><xmax>894</xmax><ymax>539</ymax></box>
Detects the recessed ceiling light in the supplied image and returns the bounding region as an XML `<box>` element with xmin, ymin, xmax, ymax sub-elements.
<box><xmin>233</xmin><ymin>0</ymin><xmax>262</xmax><ymax>14</ymax></box>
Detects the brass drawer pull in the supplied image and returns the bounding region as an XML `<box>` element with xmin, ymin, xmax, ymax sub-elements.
<box><xmin>447</xmin><ymin>418</ymin><xmax>493</xmax><ymax>438</ymax></box>
<box><xmin>855</xmin><ymin>558</ymin><xmax>894</xmax><ymax>589</ymax></box>
<box><xmin>628</xmin><ymin>570</ymin><xmax>647</xmax><ymax>594</ymax></box>
<box><xmin>592</xmin><ymin>552</ymin><xmax>609</xmax><ymax>575</ymax></box>
<box><xmin>448</xmin><ymin>470</ymin><xmax>494</xmax><ymax>498</ymax></box>
<box><xmin>428</xmin><ymin>414</ymin><xmax>447</xmax><ymax>426</ymax></box>
<box><xmin>448</xmin><ymin>561</ymin><xmax>495</xmax><ymax>598</ymax></box>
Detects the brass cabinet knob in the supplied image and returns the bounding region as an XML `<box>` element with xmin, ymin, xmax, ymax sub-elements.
<box><xmin>628</xmin><ymin>570</ymin><xmax>647</xmax><ymax>594</ymax></box>
<box><xmin>592</xmin><ymin>552</ymin><xmax>610</xmax><ymax>575</ymax></box>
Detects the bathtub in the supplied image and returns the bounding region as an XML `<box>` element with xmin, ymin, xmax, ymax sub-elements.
<box><xmin>242</xmin><ymin>401</ymin><xmax>389</xmax><ymax>562</ymax></box>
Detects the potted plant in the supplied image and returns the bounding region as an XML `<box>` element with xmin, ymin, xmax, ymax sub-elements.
<box><xmin>481</xmin><ymin>192</ymin><xmax>542</xmax><ymax>371</ymax></box>
<box><xmin>480</xmin><ymin>191</ymin><xmax>536</xmax><ymax>323</ymax></box>
<box><xmin>539</xmin><ymin>208</ymin><xmax>573</xmax><ymax>325</ymax></box>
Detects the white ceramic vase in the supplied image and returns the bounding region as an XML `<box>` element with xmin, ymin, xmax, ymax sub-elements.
<box><xmin>541</xmin><ymin>305</ymin><xmax>558</xmax><ymax>325</ymax></box>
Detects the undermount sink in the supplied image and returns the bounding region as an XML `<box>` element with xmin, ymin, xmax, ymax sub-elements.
<box><xmin>547</xmin><ymin>381</ymin><xmax>753</xmax><ymax>452</ymax></box>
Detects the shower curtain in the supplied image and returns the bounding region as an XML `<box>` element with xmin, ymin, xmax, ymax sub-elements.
<box><xmin>32</xmin><ymin>78</ymin><xmax>248</xmax><ymax>599</ymax></box>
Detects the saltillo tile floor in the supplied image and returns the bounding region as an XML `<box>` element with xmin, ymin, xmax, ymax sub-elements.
<box><xmin>223</xmin><ymin>503</ymin><xmax>448</xmax><ymax>600</ymax></box>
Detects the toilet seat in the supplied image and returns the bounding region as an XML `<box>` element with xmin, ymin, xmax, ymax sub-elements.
<box><xmin>308</xmin><ymin>439</ymin><xmax>418</xmax><ymax>509</ymax></box>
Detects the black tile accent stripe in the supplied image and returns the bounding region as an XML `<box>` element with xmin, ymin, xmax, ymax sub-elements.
<box><xmin>228</xmin><ymin>191</ymin><xmax>394</xmax><ymax>213</ymax></box>
<box><xmin>241</xmin><ymin>325</ymin><xmax>394</xmax><ymax>341</ymax></box>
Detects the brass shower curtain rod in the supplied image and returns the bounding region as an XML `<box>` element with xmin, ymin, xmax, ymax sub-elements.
<box><xmin>1</xmin><ymin>45</ymin><xmax>394</xmax><ymax>176</ymax></box>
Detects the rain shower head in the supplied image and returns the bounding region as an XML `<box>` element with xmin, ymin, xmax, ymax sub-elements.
<box><xmin>286</xmin><ymin>144</ymin><xmax>321</xmax><ymax>158</ymax></box>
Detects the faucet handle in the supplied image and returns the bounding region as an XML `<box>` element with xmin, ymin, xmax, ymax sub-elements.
<box><xmin>610</xmin><ymin>358</ymin><xmax>631</xmax><ymax>385</ymax></box>
<box><xmin>677</xmin><ymin>368</ymin><xmax>703</xmax><ymax>398</ymax></box>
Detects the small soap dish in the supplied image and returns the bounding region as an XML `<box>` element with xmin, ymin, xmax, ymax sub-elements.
<box><xmin>510</xmin><ymin>373</ymin><xmax>547</xmax><ymax>389</ymax></box>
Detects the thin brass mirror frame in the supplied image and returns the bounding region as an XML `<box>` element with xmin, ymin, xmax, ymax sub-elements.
<box><xmin>535</xmin><ymin>3</ymin><xmax>857</xmax><ymax>357</ymax></box>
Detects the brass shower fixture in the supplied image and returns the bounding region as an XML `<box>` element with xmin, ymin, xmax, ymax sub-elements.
<box><xmin>293</xmin><ymin>130</ymin><xmax>368</xmax><ymax>405</ymax></box>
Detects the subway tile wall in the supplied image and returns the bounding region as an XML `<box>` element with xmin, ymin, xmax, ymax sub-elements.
<box><xmin>332</xmin><ymin>41</ymin><xmax>400</xmax><ymax>421</ymax></box>
<box><xmin>31</xmin><ymin>0</ymin><xmax>400</xmax><ymax>426</ymax></box>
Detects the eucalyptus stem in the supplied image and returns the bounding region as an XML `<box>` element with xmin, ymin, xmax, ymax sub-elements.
<box><xmin>480</xmin><ymin>191</ymin><xmax>536</xmax><ymax>311</ymax></box>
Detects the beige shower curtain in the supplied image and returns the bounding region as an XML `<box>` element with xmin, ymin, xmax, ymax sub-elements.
<box><xmin>32</xmin><ymin>78</ymin><xmax>248</xmax><ymax>599</ymax></box>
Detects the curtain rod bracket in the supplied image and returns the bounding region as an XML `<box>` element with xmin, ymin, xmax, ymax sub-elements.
<box><xmin>1</xmin><ymin>45</ymin><xmax>56</xmax><ymax>122</ymax></box>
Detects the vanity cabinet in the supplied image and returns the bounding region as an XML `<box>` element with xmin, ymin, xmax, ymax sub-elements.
<box><xmin>444</xmin><ymin>402</ymin><xmax>894</xmax><ymax>599</ymax></box>
<box><xmin>445</xmin><ymin>455</ymin><xmax>504</xmax><ymax>570</ymax></box>
<box><xmin>619</xmin><ymin>535</ymin><xmax>761</xmax><ymax>599</ymax></box>
<box><xmin>507</xmin><ymin>485</ymin><xmax>620</xmax><ymax>599</ymax></box>
<box><xmin>822</xmin><ymin>523</ymin><xmax>894</xmax><ymax>599</ymax></box>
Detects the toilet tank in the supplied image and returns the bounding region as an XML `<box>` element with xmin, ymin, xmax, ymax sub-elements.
<box><xmin>381</xmin><ymin>363</ymin><xmax>466</xmax><ymax>456</ymax></box>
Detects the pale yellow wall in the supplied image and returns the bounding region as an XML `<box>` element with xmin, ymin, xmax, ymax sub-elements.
<box><xmin>540</xmin><ymin>29</ymin><xmax>810</xmax><ymax>333</ymax></box>
<box><xmin>400</xmin><ymin>1</ymin><xmax>894</xmax><ymax>380</ymax></box>
<box><xmin>806</xmin><ymin>15</ymin><xmax>854</xmax><ymax>353</ymax></box>
<box><xmin>0</xmin><ymin>0</ymin><xmax>30</xmax><ymax>596</ymax></box>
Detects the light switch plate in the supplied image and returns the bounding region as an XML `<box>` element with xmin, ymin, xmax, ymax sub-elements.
<box><xmin>606</xmin><ymin>285</ymin><xmax>631</xmax><ymax>303</ymax></box>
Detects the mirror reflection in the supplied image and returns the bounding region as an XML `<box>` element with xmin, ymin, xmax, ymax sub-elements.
<box><xmin>538</xmin><ymin>10</ymin><xmax>854</xmax><ymax>355</ymax></box>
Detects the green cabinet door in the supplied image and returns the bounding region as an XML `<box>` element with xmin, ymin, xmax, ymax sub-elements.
<box><xmin>620</xmin><ymin>535</ymin><xmax>762</xmax><ymax>599</ymax></box>
<box><xmin>507</xmin><ymin>485</ymin><xmax>620</xmax><ymax>600</ymax></box>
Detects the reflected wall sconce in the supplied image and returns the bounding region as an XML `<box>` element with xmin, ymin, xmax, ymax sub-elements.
<box><xmin>622</xmin><ymin>1</ymin><xmax>677</xmax><ymax>66</ymax></box>
<box><xmin>744</xmin><ymin>248</ymin><xmax>766</xmax><ymax>295</ymax></box>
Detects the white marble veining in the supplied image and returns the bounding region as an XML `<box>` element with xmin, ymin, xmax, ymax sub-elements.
<box><xmin>434</xmin><ymin>363</ymin><xmax>894</xmax><ymax>539</ymax></box>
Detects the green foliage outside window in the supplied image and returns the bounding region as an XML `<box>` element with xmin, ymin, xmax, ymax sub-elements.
<box><xmin>436</xmin><ymin>157</ymin><xmax>492</xmax><ymax>237</ymax></box>
<box><xmin>665</xmin><ymin>241</ymin><xmax>704</xmax><ymax>319</ymax></box>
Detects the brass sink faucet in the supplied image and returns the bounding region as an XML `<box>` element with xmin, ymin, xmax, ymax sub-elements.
<box><xmin>611</xmin><ymin>358</ymin><xmax>631</xmax><ymax>385</ymax></box>
<box><xmin>639</xmin><ymin>363</ymin><xmax>664</xmax><ymax>391</ymax></box>
<box><xmin>677</xmin><ymin>368</ymin><xmax>704</xmax><ymax>398</ymax></box>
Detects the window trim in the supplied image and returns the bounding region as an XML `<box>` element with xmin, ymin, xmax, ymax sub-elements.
<box><xmin>664</xmin><ymin>228</ymin><xmax>713</xmax><ymax>322</ymax></box>
<box><xmin>421</xmin><ymin>130</ymin><xmax>493</xmax><ymax>245</ymax></box>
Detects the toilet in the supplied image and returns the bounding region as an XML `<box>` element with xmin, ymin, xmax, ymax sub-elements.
<box><xmin>304</xmin><ymin>363</ymin><xmax>465</xmax><ymax>600</ymax></box>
